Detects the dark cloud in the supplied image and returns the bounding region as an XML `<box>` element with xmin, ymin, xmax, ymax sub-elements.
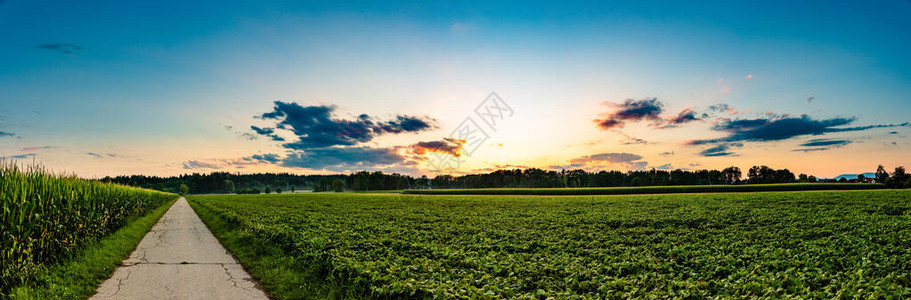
<box><xmin>38</xmin><ymin>43</ymin><xmax>82</xmax><ymax>55</ymax></box>
<box><xmin>281</xmin><ymin>147</ymin><xmax>410</xmax><ymax>171</ymax></box>
<box><xmin>665</xmin><ymin>108</ymin><xmax>700</xmax><ymax>126</ymax></box>
<box><xmin>806</xmin><ymin>96</ymin><xmax>815</xmax><ymax>103</ymax></box>
<box><xmin>659</xmin><ymin>151</ymin><xmax>674</xmax><ymax>157</ymax></box>
<box><xmin>699</xmin><ymin>142</ymin><xmax>743</xmax><ymax>157</ymax></box>
<box><xmin>792</xmin><ymin>139</ymin><xmax>852</xmax><ymax>152</ymax></box>
<box><xmin>250</xmin><ymin>126</ymin><xmax>285</xmax><ymax>141</ymax></box>
<box><xmin>692</xmin><ymin>115</ymin><xmax>909</xmax><ymax>145</ymax></box>
<box><xmin>257</xmin><ymin>101</ymin><xmax>435</xmax><ymax>149</ymax></box>
<box><xmin>0</xmin><ymin>131</ymin><xmax>14</xmax><ymax>138</ymax></box>
<box><xmin>249</xmin><ymin>153</ymin><xmax>281</xmax><ymax>164</ymax></box>
<box><xmin>799</xmin><ymin>139</ymin><xmax>852</xmax><ymax>147</ymax></box>
<box><xmin>890</xmin><ymin>131</ymin><xmax>899</xmax><ymax>134</ymax></box>
<box><xmin>595</xmin><ymin>98</ymin><xmax>663</xmax><ymax>130</ymax></box>
<box><xmin>410</xmin><ymin>138</ymin><xmax>465</xmax><ymax>158</ymax></box>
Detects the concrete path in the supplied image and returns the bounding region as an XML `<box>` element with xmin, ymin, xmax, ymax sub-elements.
<box><xmin>92</xmin><ymin>198</ymin><xmax>269</xmax><ymax>300</ymax></box>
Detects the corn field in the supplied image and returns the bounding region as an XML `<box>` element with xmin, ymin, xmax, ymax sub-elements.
<box><xmin>0</xmin><ymin>161</ymin><xmax>176</xmax><ymax>294</ymax></box>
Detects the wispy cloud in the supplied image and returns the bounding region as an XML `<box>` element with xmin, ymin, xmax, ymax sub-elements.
<box><xmin>691</xmin><ymin>115</ymin><xmax>909</xmax><ymax>145</ymax></box>
<box><xmin>1</xmin><ymin>153</ymin><xmax>37</xmax><ymax>160</ymax></box>
<box><xmin>0</xmin><ymin>131</ymin><xmax>14</xmax><ymax>138</ymax></box>
<box><xmin>550</xmin><ymin>152</ymin><xmax>648</xmax><ymax>171</ymax></box>
<box><xmin>792</xmin><ymin>139</ymin><xmax>852</xmax><ymax>152</ymax></box>
<box><xmin>21</xmin><ymin>146</ymin><xmax>55</xmax><ymax>151</ymax></box>
<box><xmin>38</xmin><ymin>43</ymin><xmax>82</xmax><ymax>55</ymax></box>
<box><xmin>699</xmin><ymin>142</ymin><xmax>743</xmax><ymax>157</ymax></box>
<box><xmin>87</xmin><ymin>152</ymin><xmax>120</xmax><ymax>158</ymax></box>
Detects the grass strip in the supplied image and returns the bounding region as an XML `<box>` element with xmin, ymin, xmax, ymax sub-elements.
<box><xmin>8</xmin><ymin>197</ymin><xmax>178</xmax><ymax>300</ymax></box>
<box><xmin>403</xmin><ymin>183</ymin><xmax>885</xmax><ymax>195</ymax></box>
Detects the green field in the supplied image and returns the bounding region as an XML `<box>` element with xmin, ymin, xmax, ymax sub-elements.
<box><xmin>190</xmin><ymin>190</ymin><xmax>911</xmax><ymax>299</ymax></box>
<box><xmin>402</xmin><ymin>183</ymin><xmax>884</xmax><ymax>195</ymax></box>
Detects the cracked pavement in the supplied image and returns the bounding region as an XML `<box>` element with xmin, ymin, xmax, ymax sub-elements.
<box><xmin>91</xmin><ymin>198</ymin><xmax>269</xmax><ymax>300</ymax></box>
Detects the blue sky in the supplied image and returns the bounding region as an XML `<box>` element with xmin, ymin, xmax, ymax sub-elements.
<box><xmin>1</xmin><ymin>0</ymin><xmax>909</xmax><ymax>177</ymax></box>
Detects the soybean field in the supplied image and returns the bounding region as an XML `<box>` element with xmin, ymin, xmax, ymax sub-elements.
<box><xmin>190</xmin><ymin>190</ymin><xmax>911</xmax><ymax>299</ymax></box>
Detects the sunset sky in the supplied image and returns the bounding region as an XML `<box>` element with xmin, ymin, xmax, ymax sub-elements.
<box><xmin>1</xmin><ymin>1</ymin><xmax>909</xmax><ymax>178</ymax></box>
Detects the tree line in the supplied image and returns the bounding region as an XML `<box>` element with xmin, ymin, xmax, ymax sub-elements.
<box><xmin>102</xmin><ymin>164</ymin><xmax>909</xmax><ymax>194</ymax></box>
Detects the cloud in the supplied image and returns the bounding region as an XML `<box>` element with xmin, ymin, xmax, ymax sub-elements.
<box><xmin>664</xmin><ymin>108</ymin><xmax>701</xmax><ymax>127</ymax></box>
<box><xmin>708</xmin><ymin>104</ymin><xmax>743</xmax><ymax>115</ymax></box>
<box><xmin>257</xmin><ymin>101</ymin><xmax>435</xmax><ymax>149</ymax></box>
<box><xmin>250</xmin><ymin>126</ymin><xmax>285</xmax><ymax>141</ymax></box>
<box><xmin>691</xmin><ymin>115</ymin><xmax>909</xmax><ymax>145</ymax></box>
<box><xmin>1</xmin><ymin>153</ymin><xmax>37</xmax><ymax>160</ymax></box>
<box><xmin>595</xmin><ymin>98</ymin><xmax>663</xmax><ymax>130</ymax></box>
<box><xmin>0</xmin><ymin>131</ymin><xmax>14</xmax><ymax>138</ymax></box>
<box><xmin>38</xmin><ymin>43</ymin><xmax>82</xmax><ymax>55</ymax></box>
<box><xmin>699</xmin><ymin>142</ymin><xmax>743</xmax><ymax>157</ymax></box>
<box><xmin>21</xmin><ymin>146</ymin><xmax>55</xmax><ymax>151</ymax></box>
<box><xmin>807</xmin><ymin>96</ymin><xmax>815</xmax><ymax>103</ymax></box>
<box><xmin>654</xmin><ymin>163</ymin><xmax>674</xmax><ymax>170</ymax></box>
<box><xmin>88</xmin><ymin>152</ymin><xmax>120</xmax><ymax>158</ymax></box>
<box><xmin>621</xmin><ymin>134</ymin><xmax>647</xmax><ymax>145</ymax></box>
<box><xmin>551</xmin><ymin>152</ymin><xmax>648</xmax><ymax>171</ymax></box>
<box><xmin>451</xmin><ymin>23</ymin><xmax>471</xmax><ymax>34</ymax></box>
<box><xmin>182</xmin><ymin>160</ymin><xmax>223</xmax><ymax>170</ymax></box>
<box><xmin>792</xmin><ymin>139</ymin><xmax>852</xmax><ymax>152</ymax></box>
<box><xmin>570</xmin><ymin>152</ymin><xmax>643</xmax><ymax>165</ymax></box>
<box><xmin>746</xmin><ymin>74</ymin><xmax>753</xmax><ymax>79</ymax></box>
<box><xmin>409</xmin><ymin>138</ymin><xmax>465</xmax><ymax>158</ymax></box>
<box><xmin>659</xmin><ymin>151</ymin><xmax>674</xmax><ymax>157</ymax></box>
<box><xmin>250</xmin><ymin>153</ymin><xmax>281</xmax><ymax>164</ymax></box>
<box><xmin>281</xmin><ymin>147</ymin><xmax>412</xmax><ymax>171</ymax></box>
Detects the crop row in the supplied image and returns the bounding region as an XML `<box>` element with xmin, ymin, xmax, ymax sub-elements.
<box><xmin>0</xmin><ymin>162</ymin><xmax>176</xmax><ymax>294</ymax></box>
<box><xmin>402</xmin><ymin>183</ymin><xmax>885</xmax><ymax>195</ymax></box>
<box><xmin>193</xmin><ymin>191</ymin><xmax>911</xmax><ymax>298</ymax></box>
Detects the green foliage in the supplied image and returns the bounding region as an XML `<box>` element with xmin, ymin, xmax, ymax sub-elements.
<box><xmin>403</xmin><ymin>183</ymin><xmax>885</xmax><ymax>195</ymax></box>
<box><xmin>237</xmin><ymin>187</ymin><xmax>260</xmax><ymax>194</ymax></box>
<box><xmin>331</xmin><ymin>179</ymin><xmax>346</xmax><ymax>192</ymax></box>
<box><xmin>265</xmin><ymin>186</ymin><xmax>272</xmax><ymax>194</ymax></box>
<box><xmin>179</xmin><ymin>184</ymin><xmax>189</xmax><ymax>195</ymax></box>
<box><xmin>0</xmin><ymin>162</ymin><xmax>176</xmax><ymax>295</ymax></box>
<box><xmin>192</xmin><ymin>190</ymin><xmax>911</xmax><ymax>298</ymax></box>
<box><xmin>9</xmin><ymin>197</ymin><xmax>177</xmax><ymax>299</ymax></box>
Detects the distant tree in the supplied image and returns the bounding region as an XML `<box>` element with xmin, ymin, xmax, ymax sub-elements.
<box><xmin>890</xmin><ymin>166</ymin><xmax>909</xmax><ymax>189</ymax></box>
<box><xmin>798</xmin><ymin>173</ymin><xmax>809</xmax><ymax>182</ymax></box>
<box><xmin>856</xmin><ymin>174</ymin><xmax>866</xmax><ymax>183</ymax></box>
<box><xmin>331</xmin><ymin>179</ymin><xmax>346</xmax><ymax>192</ymax></box>
<box><xmin>179</xmin><ymin>184</ymin><xmax>189</xmax><ymax>195</ymax></box>
<box><xmin>808</xmin><ymin>175</ymin><xmax>817</xmax><ymax>182</ymax></box>
<box><xmin>722</xmin><ymin>167</ymin><xmax>741</xmax><ymax>184</ymax></box>
<box><xmin>290</xmin><ymin>185</ymin><xmax>296</xmax><ymax>193</ymax></box>
<box><xmin>276</xmin><ymin>187</ymin><xmax>283</xmax><ymax>194</ymax></box>
<box><xmin>838</xmin><ymin>177</ymin><xmax>847</xmax><ymax>183</ymax></box>
<box><xmin>876</xmin><ymin>165</ymin><xmax>890</xmax><ymax>184</ymax></box>
<box><xmin>224</xmin><ymin>180</ymin><xmax>235</xmax><ymax>194</ymax></box>
<box><xmin>265</xmin><ymin>186</ymin><xmax>272</xmax><ymax>194</ymax></box>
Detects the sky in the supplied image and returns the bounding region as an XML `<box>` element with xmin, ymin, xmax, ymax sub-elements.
<box><xmin>1</xmin><ymin>0</ymin><xmax>910</xmax><ymax>178</ymax></box>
